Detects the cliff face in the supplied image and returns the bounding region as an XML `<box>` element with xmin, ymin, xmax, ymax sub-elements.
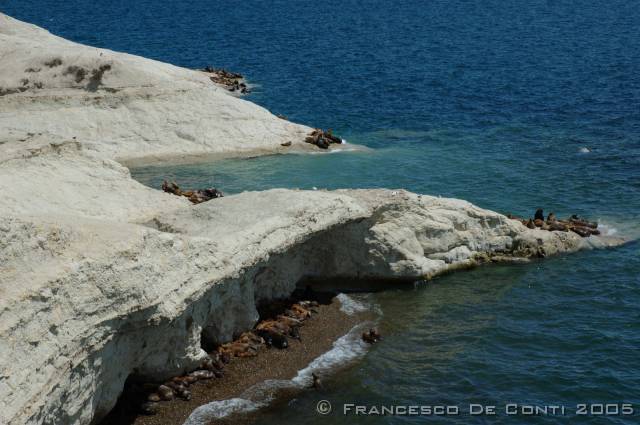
<box><xmin>0</xmin><ymin>13</ymin><xmax>626</xmax><ymax>425</ymax></box>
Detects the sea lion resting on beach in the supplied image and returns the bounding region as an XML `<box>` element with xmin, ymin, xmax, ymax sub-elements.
<box><xmin>218</xmin><ymin>340</ymin><xmax>260</xmax><ymax>358</ymax></box>
<box><xmin>257</xmin><ymin>319</ymin><xmax>300</xmax><ymax>340</ymax></box>
<box><xmin>255</xmin><ymin>328</ymin><xmax>288</xmax><ymax>349</ymax></box>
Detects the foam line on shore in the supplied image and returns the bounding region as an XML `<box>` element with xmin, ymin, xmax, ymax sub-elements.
<box><xmin>337</xmin><ymin>293</ymin><xmax>370</xmax><ymax>315</ymax></box>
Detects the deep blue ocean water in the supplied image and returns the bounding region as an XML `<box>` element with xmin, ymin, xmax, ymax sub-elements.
<box><xmin>3</xmin><ymin>1</ymin><xmax>640</xmax><ymax>423</ymax></box>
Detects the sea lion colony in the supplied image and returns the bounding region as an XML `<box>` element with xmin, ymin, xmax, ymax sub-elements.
<box><xmin>136</xmin><ymin>300</ymin><xmax>319</xmax><ymax>415</ymax></box>
<box><xmin>201</xmin><ymin>66</ymin><xmax>250</xmax><ymax>93</ymax></box>
<box><xmin>507</xmin><ymin>209</ymin><xmax>600</xmax><ymax>238</ymax></box>
<box><xmin>304</xmin><ymin>128</ymin><xmax>343</xmax><ymax>149</ymax></box>
<box><xmin>161</xmin><ymin>180</ymin><xmax>224</xmax><ymax>204</ymax></box>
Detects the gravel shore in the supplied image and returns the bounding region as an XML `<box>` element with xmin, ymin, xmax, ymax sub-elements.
<box><xmin>101</xmin><ymin>296</ymin><xmax>371</xmax><ymax>425</ymax></box>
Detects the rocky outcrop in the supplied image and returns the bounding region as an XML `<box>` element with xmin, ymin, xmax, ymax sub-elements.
<box><xmin>0</xmin><ymin>188</ymin><xmax>624</xmax><ymax>425</ymax></box>
<box><xmin>0</xmin><ymin>13</ymin><xmax>348</xmax><ymax>164</ymax></box>
<box><xmin>0</xmin><ymin>13</ymin><xmax>628</xmax><ymax>425</ymax></box>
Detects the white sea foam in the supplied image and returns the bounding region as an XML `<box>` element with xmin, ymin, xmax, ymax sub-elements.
<box><xmin>182</xmin><ymin>324</ymin><xmax>370</xmax><ymax>425</ymax></box>
<box><xmin>598</xmin><ymin>222</ymin><xmax>618</xmax><ymax>236</ymax></box>
<box><xmin>578</xmin><ymin>147</ymin><xmax>591</xmax><ymax>153</ymax></box>
<box><xmin>337</xmin><ymin>293</ymin><xmax>369</xmax><ymax>315</ymax></box>
<box><xmin>183</xmin><ymin>398</ymin><xmax>261</xmax><ymax>425</ymax></box>
<box><xmin>291</xmin><ymin>325</ymin><xmax>369</xmax><ymax>386</ymax></box>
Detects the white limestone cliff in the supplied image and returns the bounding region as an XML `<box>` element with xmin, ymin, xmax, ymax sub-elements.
<box><xmin>0</xmin><ymin>13</ymin><xmax>627</xmax><ymax>425</ymax></box>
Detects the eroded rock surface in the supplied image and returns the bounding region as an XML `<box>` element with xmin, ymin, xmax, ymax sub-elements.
<box><xmin>0</xmin><ymin>13</ymin><xmax>319</xmax><ymax>163</ymax></box>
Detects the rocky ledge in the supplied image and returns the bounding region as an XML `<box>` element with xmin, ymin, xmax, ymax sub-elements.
<box><xmin>0</xmin><ymin>13</ymin><xmax>628</xmax><ymax>425</ymax></box>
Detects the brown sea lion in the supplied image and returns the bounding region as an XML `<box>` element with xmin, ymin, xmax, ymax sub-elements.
<box><xmin>190</xmin><ymin>370</ymin><xmax>215</xmax><ymax>380</ymax></box>
<box><xmin>219</xmin><ymin>351</ymin><xmax>231</xmax><ymax>364</ymax></box>
<box><xmin>549</xmin><ymin>222</ymin><xmax>568</xmax><ymax>232</ymax></box>
<box><xmin>140</xmin><ymin>402</ymin><xmax>158</xmax><ymax>415</ymax></box>
<box><xmin>291</xmin><ymin>304</ymin><xmax>312</xmax><ymax>319</ymax></box>
<box><xmin>569</xmin><ymin>215</ymin><xmax>598</xmax><ymax>229</ymax></box>
<box><xmin>157</xmin><ymin>385</ymin><xmax>174</xmax><ymax>401</ymax></box>
<box><xmin>237</xmin><ymin>331</ymin><xmax>264</xmax><ymax>345</ymax></box>
<box><xmin>369</xmin><ymin>328</ymin><xmax>382</xmax><ymax>340</ymax></box>
<box><xmin>570</xmin><ymin>226</ymin><xmax>591</xmax><ymax>238</ymax></box>
<box><xmin>255</xmin><ymin>328</ymin><xmax>288</xmax><ymax>349</ymax></box>
<box><xmin>219</xmin><ymin>341</ymin><xmax>253</xmax><ymax>357</ymax></box>
<box><xmin>312</xmin><ymin>372</ymin><xmax>323</xmax><ymax>390</ymax></box>
<box><xmin>534</xmin><ymin>219</ymin><xmax>544</xmax><ymax>227</ymax></box>
<box><xmin>175</xmin><ymin>375</ymin><xmax>198</xmax><ymax>385</ymax></box>
<box><xmin>547</xmin><ymin>212</ymin><xmax>557</xmax><ymax>223</ymax></box>
<box><xmin>526</xmin><ymin>219</ymin><xmax>536</xmax><ymax>229</ymax></box>
<box><xmin>276</xmin><ymin>315</ymin><xmax>303</xmax><ymax>327</ymax></box>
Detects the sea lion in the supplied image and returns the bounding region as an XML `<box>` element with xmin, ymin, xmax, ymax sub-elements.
<box><xmin>190</xmin><ymin>370</ymin><xmax>215</xmax><ymax>380</ymax></box>
<box><xmin>255</xmin><ymin>328</ymin><xmax>288</xmax><ymax>349</ymax></box>
<box><xmin>311</xmin><ymin>372</ymin><xmax>323</xmax><ymax>390</ymax></box>
<box><xmin>291</xmin><ymin>304</ymin><xmax>312</xmax><ymax>319</ymax></box>
<box><xmin>549</xmin><ymin>222</ymin><xmax>568</xmax><ymax>232</ymax></box>
<box><xmin>569</xmin><ymin>215</ymin><xmax>598</xmax><ymax>229</ymax></box>
<box><xmin>534</xmin><ymin>209</ymin><xmax>544</xmax><ymax>221</ymax></box>
<box><xmin>547</xmin><ymin>212</ymin><xmax>557</xmax><ymax>223</ymax></box>
<box><xmin>175</xmin><ymin>387</ymin><xmax>191</xmax><ymax>400</ymax></box>
<box><xmin>526</xmin><ymin>219</ymin><xmax>536</xmax><ymax>229</ymax></box>
<box><xmin>362</xmin><ymin>331</ymin><xmax>375</xmax><ymax>344</ymax></box>
<box><xmin>165</xmin><ymin>381</ymin><xmax>191</xmax><ymax>400</ymax></box>
<box><xmin>219</xmin><ymin>351</ymin><xmax>231</xmax><ymax>364</ymax></box>
<box><xmin>276</xmin><ymin>314</ymin><xmax>303</xmax><ymax>327</ymax></box>
<box><xmin>570</xmin><ymin>226</ymin><xmax>591</xmax><ymax>238</ymax></box>
<box><xmin>289</xmin><ymin>325</ymin><xmax>301</xmax><ymax>340</ymax></box>
<box><xmin>238</xmin><ymin>331</ymin><xmax>264</xmax><ymax>345</ymax></box>
<box><xmin>219</xmin><ymin>341</ymin><xmax>254</xmax><ymax>357</ymax></box>
<box><xmin>157</xmin><ymin>385</ymin><xmax>174</xmax><ymax>401</ymax></box>
<box><xmin>176</xmin><ymin>375</ymin><xmax>198</xmax><ymax>385</ymax></box>
<box><xmin>369</xmin><ymin>328</ymin><xmax>382</xmax><ymax>340</ymax></box>
<box><xmin>140</xmin><ymin>402</ymin><xmax>158</xmax><ymax>415</ymax></box>
<box><xmin>362</xmin><ymin>328</ymin><xmax>381</xmax><ymax>344</ymax></box>
<box><xmin>534</xmin><ymin>219</ymin><xmax>544</xmax><ymax>227</ymax></box>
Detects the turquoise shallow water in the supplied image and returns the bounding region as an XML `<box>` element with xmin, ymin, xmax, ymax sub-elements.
<box><xmin>4</xmin><ymin>0</ymin><xmax>640</xmax><ymax>422</ymax></box>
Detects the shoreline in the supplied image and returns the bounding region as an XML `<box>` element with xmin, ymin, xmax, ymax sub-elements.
<box><xmin>101</xmin><ymin>295</ymin><xmax>374</xmax><ymax>425</ymax></box>
<box><xmin>118</xmin><ymin>142</ymin><xmax>371</xmax><ymax>169</ymax></box>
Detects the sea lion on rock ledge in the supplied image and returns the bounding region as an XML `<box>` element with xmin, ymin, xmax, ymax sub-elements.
<box><xmin>534</xmin><ymin>208</ymin><xmax>544</xmax><ymax>221</ymax></box>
